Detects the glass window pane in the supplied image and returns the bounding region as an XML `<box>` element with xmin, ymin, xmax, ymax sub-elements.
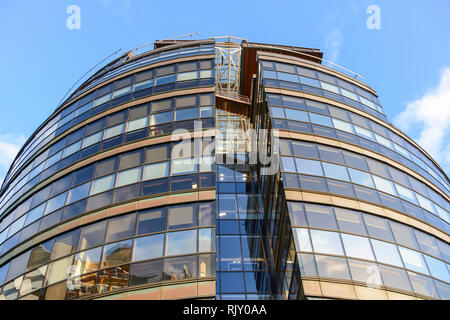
<box><xmin>341</xmin><ymin>233</ymin><xmax>374</xmax><ymax>260</ymax></box>
<box><xmin>90</xmin><ymin>174</ymin><xmax>115</xmax><ymax>195</ymax></box>
<box><xmin>78</xmin><ymin>220</ymin><xmax>107</xmax><ymax>251</ymax></box>
<box><xmin>165</xmin><ymin>230</ymin><xmax>197</xmax><ymax>256</ymax></box>
<box><xmin>167</xmin><ymin>204</ymin><xmax>197</xmax><ymax>230</ymax></box>
<box><xmin>293</xmin><ymin>228</ymin><xmax>312</xmax><ymax>252</ymax></box>
<box><xmin>67</xmin><ymin>182</ymin><xmax>91</xmax><ymax>204</ymax></box>
<box><xmin>379</xmin><ymin>264</ymin><xmax>412</xmax><ymax>292</ymax></box>
<box><xmin>163</xmin><ymin>255</ymin><xmax>197</xmax><ymax>281</ymax></box>
<box><xmin>371</xmin><ymin>239</ymin><xmax>403</xmax><ymax>267</ymax></box>
<box><xmin>199</xmin><ymin>228</ymin><xmax>214</xmax><ymax>252</ymax></box>
<box><xmin>348</xmin><ymin>259</ymin><xmax>382</xmax><ymax>286</ymax></box>
<box><xmin>46</xmin><ymin>256</ymin><xmax>73</xmax><ymax>285</ymax></box>
<box><xmin>322</xmin><ymin>162</ymin><xmax>349</xmax><ymax>181</ymax></box>
<box><xmin>364</xmin><ymin>215</ymin><xmax>394</xmax><ymax>242</ymax></box>
<box><xmin>44</xmin><ymin>192</ymin><xmax>67</xmax><ymax>215</ymax></box>
<box><xmin>348</xmin><ymin>168</ymin><xmax>374</xmax><ymax>188</ymax></box>
<box><xmin>116</xmin><ymin>167</ymin><xmax>141</xmax><ymax>187</ymax></box>
<box><xmin>335</xmin><ymin>208</ymin><xmax>367</xmax><ymax>235</ymax></box>
<box><xmin>315</xmin><ymin>255</ymin><xmax>350</xmax><ymax>280</ymax></box>
<box><xmin>133</xmin><ymin>234</ymin><xmax>164</xmax><ymax>262</ymax></box>
<box><xmin>398</xmin><ymin>247</ymin><xmax>429</xmax><ymax>275</ymax></box>
<box><xmin>389</xmin><ymin>221</ymin><xmax>419</xmax><ymax>250</ymax></box>
<box><xmin>372</xmin><ymin>176</ymin><xmax>396</xmax><ymax>196</ymax></box>
<box><xmin>281</xmin><ymin>157</ymin><xmax>296</xmax><ymax>173</ymax></box>
<box><xmin>408</xmin><ymin>271</ymin><xmax>439</xmax><ymax>298</ymax></box>
<box><xmin>103</xmin><ymin>124</ymin><xmax>125</xmax><ymax>140</ymax></box>
<box><xmin>105</xmin><ymin>213</ymin><xmax>136</xmax><ymax>242</ymax></box>
<box><xmin>129</xmin><ymin>260</ymin><xmax>162</xmax><ymax>285</ymax></box>
<box><xmin>20</xmin><ymin>265</ymin><xmax>47</xmax><ymax>296</ymax></box>
<box><xmin>295</xmin><ymin>158</ymin><xmax>323</xmax><ymax>176</ymax></box>
<box><xmin>52</xmin><ymin>229</ymin><xmax>80</xmax><ymax>259</ymax></box>
<box><xmin>310</xmin><ymin>230</ymin><xmax>343</xmax><ymax>255</ymax></box>
<box><xmin>424</xmin><ymin>255</ymin><xmax>450</xmax><ymax>283</ymax></box>
<box><xmin>284</xmin><ymin>109</ymin><xmax>309</xmax><ymax>122</ymax></box>
<box><xmin>137</xmin><ymin>208</ymin><xmax>166</xmax><ymax>235</ymax></box>
<box><xmin>304</xmin><ymin>203</ymin><xmax>337</xmax><ymax>230</ymax></box>
<box><xmin>142</xmin><ymin>162</ymin><xmax>169</xmax><ymax>180</ymax></box>
<box><xmin>171</xmin><ymin>158</ymin><xmax>197</xmax><ymax>175</ymax></box>
<box><xmin>119</xmin><ymin>150</ymin><xmax>143</xmax><ymax>170</ymax></box>
<box><xmin>101</xmin><ymin>239</ymin><xmax>132</xmax><ymax>268</ymax></box>
<box><xmin>72</xmin><ymin>247</ymin><xmax>102</xmax><ymax>276</ymax></box>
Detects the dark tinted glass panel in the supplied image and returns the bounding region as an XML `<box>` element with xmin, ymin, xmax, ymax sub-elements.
<box><xmin>137</xmin><ymin>208</ymin><xmax>166</xmax><ymax>235</ymax></box>
<box><xmin>129</xmin><ymin>260</ymin><xmax>162</xmax><ymax>285</ymax></box>
<box><xmin>95</xmin><ymin>157</ymin><xmax>117</xmax><ymax>178</ymax></box>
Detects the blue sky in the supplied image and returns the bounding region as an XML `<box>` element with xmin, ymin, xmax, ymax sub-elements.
<box><xmin>0</xmin><ymin>0</ymin><xmax>450</xmax><ymax>183</ymax></box>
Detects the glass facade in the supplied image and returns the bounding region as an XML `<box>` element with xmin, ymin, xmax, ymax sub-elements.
<box><xmin>0</xmin><ymin>38</ymin><xmax>448</xmax><ymax>300</ymax></box>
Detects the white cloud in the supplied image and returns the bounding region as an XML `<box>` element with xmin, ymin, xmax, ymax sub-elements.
<box><xmin>394</xmin><ymin>67</ymin><xmax>450</xmax><ymax>175</ymax></box>
<box><xmin>0</xmin><ymin>133</ymin><xmax>26</xmax><ymax>186</ymax></box>
<box><xmin>324</xmin><ymin>28</ymin><xmax>342</xmax><ymax>63</ymax></box>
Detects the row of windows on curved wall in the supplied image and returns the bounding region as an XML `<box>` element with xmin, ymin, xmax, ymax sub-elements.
<box><xmin>0</xmin><ymin>202</ymin><xmax>215</xmax><ymax>299</ymax></box>
<box><xmin>5</xmin><ymin>253</ymin><xmax>215</xmax><ymax>300</ymax></box>
<box><xmin>0</xmin><ymin>139</ymin><xmax>214</xmax><ymax>236</ymax></box>
<box><xmin>278</xmin><ymin>139</ymin><xmax>449</xmax><ymax>221</ymax></box>
<box><xmin>3</xmin><ymin>58</ymin><xmax>215</xmax><ymax>191</ymax></box>
<box><xmin>288</xmin><ymin>202</ymin><xmax>449</xmax><ymax>269</ymax></box>
<box><xmin>273</xmin><ymin>118</ymin><xmax>450</xmax><ymax>203</ymax></box>
<box><xmin>69</xmin><ymin>44</ymin><xmax>215</xmax><ymax>105</ymax></box>
<box><xmin>267</xmin><ymin>94</ymin><xmax>449</xmax><ymax>193</ymax></box>
<box><xmin>280</xmin><ymin>157</ymin><xmax>449</xmax><ymax>233</ymax></box>
<box><xmin>288</xmin><ymin>203</ymin><xmax>449</xmax><ymax>300</ymax></box>
<box><xmin>0</xmin><ymin>95</ymin><xmax>215</xmax><ymax>218</ymax></box>
<box><xmin>259</xmin><ymin>60</ymin><xmax>387</xmax><ymax>122</ymax></box>
<box><xmin>0</xmin><ymin>150</ymin><xmax>216</xmax><ymax>257</ymax></box>
<box><xmin>296</xmin><ymin>253</ymin><xmax>448</xmax><ymax>299</ymax></box>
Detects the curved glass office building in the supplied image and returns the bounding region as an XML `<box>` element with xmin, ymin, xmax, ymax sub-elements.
<box><xmin>0</xmin><ymin>38</ymin><xmax>448</xmax><ymax>300</ymax></box>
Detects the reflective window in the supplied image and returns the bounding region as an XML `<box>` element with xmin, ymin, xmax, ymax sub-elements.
<box><xmin>335</xmin><ymin>208</ymin><xmax>367</xmax><ymax>235</ymax></box>
<box><xmin>46</xmin><ymin>256</ymin><xmax>73</xmax><ymax>285</ymax></box>
<box><xmin>295</xmin><ymin>158</ymin><xmax>323</xmax><ymax>176</ymax></box>
<box><xmin>310</xmin><ymin>230</ymin><xmax>343</xmax><ymax>255</ymax></box>
<box><xmin>105</xmin><ymin>213</ymin><xmax>136</xmax><ymax>242</ymax></box>
<box><xmin>130</xmin><ymin>260</ymin><xmax>162</xmax><ymax>285</ymax></box>
<box><xmin>102</xmin><ymin>240</ymin><xmax>132</xmax><ymax>268</ymax></box>
<box><xmin>90</xmin><ymin>174</ymin><xmax>115</xmax><ymax>195</ymax></box>
<box><xmin>142</xmin><ymin>161</ymin><xmax>169</xmax><ymax>180</ymax></box>
<box><xmin>322</xmin><ymin>162</ymin><xmax>349</xmax><ymax>181</ymax></box>
<box><xmin>379</xmin><ymin>264</ymin><xmax>412</xmax><ymax>292</ymax></box>
<box><xmin>398</xmin><ymin>246</ymin><xmax>429</xmax><ymax>275</ymax></box>
<box><xmin>341</xmin><ymin>234</ymin><xmax>374</xmax><ymax>260</ymax></box>
<box><xmin>364</xmin><ymin>215</ymin><xmax>394</xmax><ymax>242</ymax></box>
<box><xmin>371</xmin><ymin>239</ymin><xmax>403</xmax><ymax>267</ymax></box>
<box><xmin>73</xmin><ymin>247</ymin><xmax>102</xmax><ymax>276</ymax></box>
<box><xmin>78</xmin><ymin>221</ymin><xmax>107</xmax><ymax>251</ymax></box>
<box><xmin>137</xmin><ymin>208</ymin><xmax>166</xmax><ymax>235</ymax></box>
<box><xmin>315</xmin><ymin>255</ymin><xmax>351</xmax><ymax>280</ymax></box>
<box><xmin>167</xmin><ymin>204</ymin><xmax>197</xmax><ymax>230</ymax></box>
<box><xmin>165</xmin><ymin>230</ymin><xmax>197</xmax><ymax>256</ymax></box>
<box><xmin>163</xmin><ymin>255</ymin><xmax>197</xmax><ymax>281</ymax></box>
<box><xmin>293</xmin><ymin>228</ymin><xmax>312</xmax><ymax>252</ymax></box>
<box><xmin>423</xmin><ymin>255</ymin><xmax>450</xmax><ymax>283</ymax></box>
<box><xmin>133</xmin><ymin>234</ymin><xmax>164</xmax><ymax>262</ymax></box>
<box><xmin>115</xmin><ymin>167</ymin><xmax>141</xmax><ymax>187</ymax></box>
<box><xmin>52</xmin><ymin>229</ymin><xmax>80</xmax><ymax>260</ymax></box>
<box><xmin>304</xmin><ymin>204</ymin><xmax>337</xmax><ymax>230</ymax></box>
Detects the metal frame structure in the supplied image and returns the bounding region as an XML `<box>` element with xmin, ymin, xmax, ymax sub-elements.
<box><xmin>212</xmin><ymin>36</ymin><xmax>246</xmax><ymax>96</ymax></box>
